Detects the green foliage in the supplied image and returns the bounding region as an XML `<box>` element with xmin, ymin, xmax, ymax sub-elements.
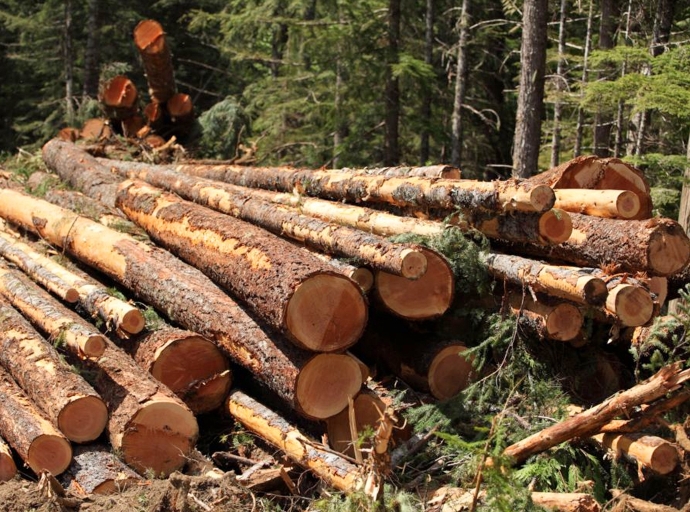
<box><xmin>143</xmin><ymin>306</ymin><xmax>165</xmax><ymax>331</ymax></box>
<box><xmin>195</xmin><ymin>97</ymin><xmax>247</xmax><ymax>159</ymax></box>
<box><xmin>311</xmin><ymin>487</ymin><xmax>421</xmax><ymax>512</ymax></box>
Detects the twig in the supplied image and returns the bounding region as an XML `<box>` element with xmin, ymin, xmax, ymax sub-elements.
<box><xmin>188</xmin><ymin>492</ymin><xmax>212</xmax><ymax>511</ymax></box>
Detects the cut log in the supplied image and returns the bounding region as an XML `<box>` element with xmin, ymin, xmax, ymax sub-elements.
<box><xmin>120</xmin><ymin>115</ymin><xmax>145</xmax><ymax>138</ymax></box>
<box><xmin>0</xmin><ymin>260</ymin><xmax>106</xmax><ymax>358</ymax></box>
<box><xmin>326</xmin><ymin>391</ymin><xmax>388</xmax><ymax>459</ymax></box>
<box><xmin>334</xmin><ymin>164</ymin><xmax>461</xmax><ymax>179</ymax></box>
<box><xmin>116</xmin><ymin>179</ymin><xmax>368</xmax><ymax>352</ymax></box>
<box><xmin>0</xmin><ymin>366</ymin><xmax>72</xmax><ymax>476</ymax></box>
<box><xmin>80</xmin><ymin>118</ymin><xmax>112</xmax><ymax>141</ymax></box>
<box><xmin>167</xmin><ymin>92</ymin><xmax>193</xmax><ymax>121</ymax></box>
<box><xmin>127</xmin><ymin>328</ymin><xmax>231</xmax><ymax>414</ymax></box>
<box><xmin>483</xmin><ymin>253</ymin><xmax>608</xmax><ymax>305</ymax></box>
<box><xmin>226</xmin><ymin>389</ymin><xmax>363</xmax><ymax>493</ymax></box>
<box><xmin>144</xmin><ymin>102</ymin><xmax>164</xmax><ymax>127</ymax></box>
<box><xmin>0</xmin><ymin>189</ymin><xmax>361</xmax><ymax>419</ymax></box>
<box><xmin>61</xmin><ymin>444</ymin><xmax>141</xmax><ymax>495</ymax></box>
<box><xmin>609</xmin><ymin>490</ymin><xmax>679</xmax><ymax>512</ymax></box>
<box><xmin>474</xmin><ymin>209</ymin><xmax>573</xmax><ymax>245</ymax></box>
<box><xmin>133</xmin><ymin>20</ymin><xmax>176</xmax><ymax>104</ymax></box>
<box><xmin>173</xmin><ymin>163</ymin><xmax>555</xmax><ymax>213</ymax></box>
<box><xmin>99</xmin><ymin>75</ymin><xmax>138</xmax><ymax>120</ymax></box>
<box><xmin>508</xmin><ymin>291</ymin><xmax>583</xmax><ymax>342</ymax></box>
<box><xmin>530</xmin><ymin>491</ymin><xmax>601</xmax><ymax>512</ymax></box>
<box><xmin>0</xmin><ymin>297</ymin><xmax>108</xmax><ymax>443</ymax></box>
<box><xmin>496</xmin><ymin>214</ymin><xmax>690</xmax><ymax>277</ymax></box>
<box><xmin>502</xmin><ymin>361</ymin><xmax>690</xmax><ymax>464</ymax></box>
<box><xmin>97</xmin><ymin>157</ymin><xmax>429</xmax><ymax>279</ymax></box>
<box><xmin>590</xmin><ymin>432</ymin><xmax>679</xmax><ymax>475</ymax></box>
<box><xmin>553</xmin><ymin>189</ymin><xmax>641</xmax><ymax>219</ymax></box>
<box><xmin>603</xmin><ymin>282</ymin><xmax>654</xmax><ymax>327</ymax></box>
<box><xmin>374</xmin><ymin>248</ymin><xmax>454</xmax><ymax>320</ymax></box>
<box><xmin>306</xmin><ymin>249</ymin><xmax>374</xmax><ymax>293</ymax></box>
<box><xmin>0</xmin><ymin>434</ymin><xmax>17</xmax><ymax>482</ymax></box>
<box><xmin>58</xmin><ymin>127</ymin><xmax>80</xmax><ymax>143</ymax></box>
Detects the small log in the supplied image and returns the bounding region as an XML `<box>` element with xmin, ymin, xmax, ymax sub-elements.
<box><xmin>61</xmin><ymin>444</ymin><xmax>141</xmax><ymax>495</ymax></box>
<box><xmin>58</xmin><ymin>127</ymin><xmax>80</xmax><ymax>142</ymax></box>
<box><xmin>590</xmin><ymin>432</ymin><xmax>679</xmax><ymax>475</ymax></box>
<box><xmin>327</xmin><ymin>392</ymin><xmax>386</xmax><ymax>459</ymax></box>
<box><xmin>609</xmin><ymin>490</ymin><xmax>679</xmax><ymax>512</ymax></box>
<box><xmin>133</xmin><ymin>20</ymin><xmax>176</xmax><ymax>104</ymax></box>
<box><xmin>475</xmin><ymin>209</ymin><xmax>573</xmax><ymax>245</ymax></box>
<box><xmin>226</xmin><ymin>389</ymin><xmax>363</xmax><ymax>493</ymax></box>
<box><xmin>0</xmin><ymin>189</ymin><xmax>361</xmax><ymax>420</ymax></box>
<box><xmin>553</xmin><ymin>189</ymin><xmax>640</xmax><ymax>219</ymax></box>
<box><xmin>120</xmin><ymin>115</ymin><xmax>145</xmax><ymax>138</ymax></box>
<box><xmin>334</xmin><ymin>164</ymin><xmax>461</xmax><ymax>179</ymax></box>
<box><xmin>374</xmin><ymin>247</ymin><xmax>454</xmax><ymax>320</ymax></box>
<box><xmin>99</xmin><ymin>75</ymin><xmax>138</xmax><ymax>120</ymax></box>
<box><xmin>483</xmin><ymin>253</ymin><xmax>608</xmax><ymax>305</ymax></box>
<box><xmin>127</xmin><ymin>328</ymin><xmax>232</xmax><ymax>414</ymax></box>
<box><xmin>604</xmin><ymin>282</ymin><xmax>654</xmax><ymax>327</ymax></box>
<box><xmin>508</xmin><ymin>291</ymin><xmax>583</xmax><ymax>342</ymax></box>
<box><xmin>144</xmin><ymin>102</ymin><xmax>163</xmax><ymax>127</ymax></box>
<box><xmin>116</xmin><ymin>179</ymin><xmax>368</xmax><ymax>352</ymax></box>
<box><xmin>0</xmin><ymin>297</ymin><xmax>108</xmax><ymax>443</ymax></box>
<box><xmin>0</xmin><ymin>366</ymin><xmax>72</xmax><ymax>476</ymax></box>
<box><xmin>0</xmin><ymin>434</ymin><xmax>17</xmax><ymax>482</ymax></box>
<box><xmin>530</xmin><ymin>491</ymin><xmax>601</xmax><ymax>512</ymax></box>
<box><xmin>80</xmin><ymin>118</ymin><xmax>112</xmax><ymax>140</ymax></box>
<box><xmin>502</xmin><ymin>362</ymin><xmax>690</xmax><ymax>464</ymax></box>
<box><xmin>167</xmin><ymin>92</ymin><xmax>193</xmax><ymax>121</ymax></box>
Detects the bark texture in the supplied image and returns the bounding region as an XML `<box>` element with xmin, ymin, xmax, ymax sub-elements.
<box><xmin>133</xmin><ymin>20</ymin><xmax>176</xmax><ymax>103</ymax></box>
<box><xmin>61</xmin><ymin>444</ymin><xmax>141</xmax><ymax>495</ymax></box>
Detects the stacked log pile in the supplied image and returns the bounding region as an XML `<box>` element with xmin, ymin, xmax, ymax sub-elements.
<box><xmin>1</xmin><ymin>139</ymin><xmax>690</xmax><ymax>509</ymax></box>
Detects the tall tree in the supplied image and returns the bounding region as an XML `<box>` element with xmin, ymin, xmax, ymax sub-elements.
<box><xmin>63</xmin><ymin>0</ymin><xmax>74</xmax><ymax>125</ymax></box>
<box><xmin>592</xmin><ymin>0</ymin><xmax>617</xmax><ymax>157</ymax></box>
<box><xmin>82</xmin><ymin>0</ymin><xmax>100</xmax><ymax>100</ymax></box>
<box><xmin>512</xmin><ymin>0</ymin><xmax>548</xmax><ymax>178</ymax></box>
<box><xmin>450</xmin><ymin>0</ymin><xmax>470</xmax><ymax>169</ymax></box>
<box><xmin>384</xmin><ymin>0</ymin><xmax>401</xmax><ymax>165</ymax></box>
<box><xmin>550</xmin><ymin>0</ymin><xmax>568</xmax><ymax>167</ymax></box>
<box><xmin>574</xmin><ymin>0</ymin><xmax>594</xmax><ymax>157</ymax></box>
<box><xmin>419</xmin><ymin>0</ymin><xmax>434</xmax><ymax>165</ymax></box>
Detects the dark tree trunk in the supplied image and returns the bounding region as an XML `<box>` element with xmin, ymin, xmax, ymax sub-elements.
<box><xmin>82</xmin><ymin>0</ymin><xmax>101</xmax><ymax>99</ymax></box>
<box><xmin>384</xmin><ymin>0</ymin><xmax>401</xmax><ymax>166</ymax></box>
<box><xmin>574</xmin><ymin>0</ymin><xmax>594</xmax><ymax>157</ymax></box>
<box><xmin>550</xmin><ymin>0</ymin><xmax>567</xmax><ymax>168</ymax></box>
<box><xmin>63</xmin><ymin>0</ymin><xmax>74</xmax><ymax>125</ymax></box>
<box><xmin>270</xmin><ymin>22</ymin><xmax>288</xmax><ymax>78</ymax></box>
<box><xmin>450</xmin><ymin>0</ymin><xmax>470</xmax><ymax>170</ymax></box>
<box><xmin>512</xmin><ymin>0</ymin><xmax>548</xmax><ymax>178</ymax></box>
<box><xmin>419</xmin><ymin>0</ymin><xmax>434</xmax><ymax>165</ymax></box>
<box><xmin>592</xmin><ymin>0</ymin><xmax>617</xmax><ymax>157</ymax></box>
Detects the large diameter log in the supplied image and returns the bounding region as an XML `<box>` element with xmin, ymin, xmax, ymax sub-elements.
<box><xmin>133</xmin><ymin>20</ymin><xmax>176</xmax><ymax>104</ymax></box>
<box><xmin>553</xmin><ymin>189</ymin><xmax>641</xmax><ymax>219</ymax></box>
<box><xmin>496</xmin><ymin>214</ymin><xmax>690</xmax><ymax>277</ymax></box>
<box><xmin>226</xmin><ymin>390</ymin><xmax>363</xmax><ymax>493</ymax></box>
<box><xmin>61</xmin><ymin>444</ymin><xmax>141</xmax><ymax>495</ymax></box>
<box><xmin>474</xmin><ymin>209</ymin><xmax>573</xmax><ymax>245</ymax></box>
<box><xmin>99</xmin><ymin>75</ymin><xmax>138</xmax><ymax>120</ymax></box>
<box><xmin>374</xmin><ymin>248</ymin><xmax>454</xmax><ymax>320</ymax></box>
<box><xmin>530</xmin><ymin>492</ymin><xmax>601</xmax><ymax>512</ymax></box>
<box><xmin>0</xmin><ymin>366</ymin><xmax>72</xmax><ymax>476</ymax></box>
<box><xmin>99</xmin><ymin>158</ymin><xmax>428</xmax><ymax>279</ymax></box>
<box><xmin>483</xmin><ymin>253</ymin><xmax>608</xmax><ymax>306</ymax></box>
<box><xmin>0</xmin><ymin>434</ymin><xmax>17</xmax><ymax>482</ymax></box>
<box><xmin>590</xmin><ymin>433</ymin><xmax>679</xmax><ymax>475</ymax></box>
<box><xmin>128</xmin><ymin>328</ymin><xmax>231</xmax><ymax>414</ymax></box>
<box><xmin>0</xmin><ymin>261</ymin><xmax>106</xmax><ymax>358</ymax></box>
<box><xmin>0</xmin><ymin>298</ymin><xmax>108</xmax><ymax>443</ymax></box>
<box><xmin>508</xmin><ymin>291</ymin><xmax>583</xmax><ymax>342</ymax></box>
<box><xmin>0</xmin><ymin>189</ymin><xmax>361</xmax><ymax>419</ymax></box>
<box><xmin>116</xmin><ymin>179</ymin><xmax>368</xmax><ymax>352</ymax></box>
<box><xmin>502</xmin><ymin>362</ymin><xmax>690</xmax><ymax>464</ymax></box>
<box><xmin>174</xmin><ymin>163</ymin><xmax>555</xmax><ymax>213</ymax></box>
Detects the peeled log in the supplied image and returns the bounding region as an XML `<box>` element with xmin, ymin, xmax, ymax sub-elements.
<box><xmin>375</xmin><ymin>248</ymin><xmax>454</xmax><ymax>321</ymax></box>
<box><xmin>508</xmin><ymin>291</ymin><xmax>583</xmax><ymax>342</ymax></box>
<box><xmin>0</xmin><ymin>189</ymin><xmax>361</xmax><ymax>419</ymax></box>
<box><xmin>604</xmin><ymin>283</ymin><xmax>654</xmax><ymax>327</ymax></box>
<box><xmin>0</xmin><ymin>434</ymin><xmax>17</xmax><ymax>482</ymax></box>
<box><xmin>0</xmin><ymin>298</ymin><xmax>108</xmax><ymax>443</ymax></box>
<box><xmin>0</xmin><ymin>366</ymin><xmax>72</xmax><ymax>476</ymax></box>
<box><xmin>530</xmin><ymin>492</ymin><xmax>601</xmax><ymax>512</ymax></box>
<box><xmin>127</xmin><ymin>328</ymin><xmax>231</xmax><ymax>414</ymax></box>
<box><xmin>554</xmin><ymin>189</ymin><xmax>640</xmax><ymax>219</ymax></box>
<box><xmin>133</xmin><ymin>20</ymin><xmax>176</xmax><ymax>104</ymax></box>
<box><xmin>99</xmin><ymin>75</ymin><xmax>138</xmax><ymax>120</ymax></box>
<box><xmin>590</xmin><ymin>433</ymin><xmax>679</xmax><ymax>475</ymax></box>
<box><xmin>226</xmin><ymin>389</ymin><xmax>363</xmax><ymax>493</ymax></box>
<box><xmin>116</xmin><ymin>179</ymin><xmax>368</xmax><ymax>352</ymax></box>
<box><xmin>61</xmin><ymin>444</ymin><xmax>141</xmax><ymax>495</ymax></box>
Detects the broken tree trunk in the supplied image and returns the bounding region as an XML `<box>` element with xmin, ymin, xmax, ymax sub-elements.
<box><xmin>116</xmin><ymin>179</ymin><xmax>368</xmax><ymax>352</ymax></box>
<box><xmin>553</xmin><ymin>189</ymin><xmax>641</xmax><ymax>219</ymax></box>
<box><xmin>590</xmin><ymin>432</ymin><xmax>679</xmax><ymax>475</ymax></box>
<box><xmin>133</xmin><ymin>20</ymin><xmax>176</xmax><ymax>104</ymax></box>
<box><xmin>0</xmin><ymin>297</ymin><xmax>108</xmax><ymax>443</ymax></box>
<box><xmin>0</xmin><ymin>189</ymin><xmax>361</xmax><ymax>420</ymax></box>
<box><xmin>507</xmin><ymin>291</ymin><xmax>584</xmax><ymax>342</ymax></box>
<box><xmin>483</xmin><ymin>253</ymin><xmax>608</xmax><ymax>306</ymax></box>
<box><xmin>226</xmin><ymin>389</ymin><xmax>363</xmax><ymax>493</ymax></box>
<box><xmin>0</xmin><ymin>434</ymin><xmax>17</xmax><ymax>482</ymax></box>
<box><xmin>0</xmin><ymin>366</ymin><xmax>72</xmax><ymax>476</ymax></box>
<box><xmin>334</xmin><ymin>164</ymin><xmax>461</xmax><ymax>179</ymax></box>
<box><xmin>495</xmin><ymin>213</ymin><xmax>690</xmax><ymax>277</ymax></box>
<box><xmin>61</xmin><ymin>444</ymin><xmax>141</xmax><ymax>495</ymax></box>
<box><xmin>0</xmin><ymin>260</ymin><xmax>107</xmax><ymax>358</ymax></box>
<box><xmin>99</xmin><ymin>75</ymin><xmax>138</xmax><ymax>120</ymax></box>
<box><xmin>374</xmin><ymin>247</ymin><xmax>455</xmax><ymax>320</ymax></box>
<box><xmin>98</xmin><ymin>157</ymin><xmax>428</xmax><ymax>279</ymax></box>
<box><xmin>530</xmin><ymin>492</ymin><xmax>601</xmax><ymax>512</ymax></box>
<box><xmin>126</xmin><ymin>328</ymin><xmax>232</xmax><ymax>414</ymax></box>
<box><xmin>502</xmin><ymin>361</ymin><xmax>690</xmax><ymax>464</ymax></box>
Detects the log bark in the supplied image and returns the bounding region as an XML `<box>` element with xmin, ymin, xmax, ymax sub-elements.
<box><xmin>226</xmin><ymin>389</ymin><xmax>363</xmax><ymax>493</ymax></box>
<box><xmin>61</xmin><ymin>444</ymin><xmax>141</xmax><ymax>495</ymax></box>
<box><xmin>590</xmin><ymin>432</ymin><xmax>679</xmax><ymax>475</ymax></box>
<box><xmin>133</xmin><ymin>20</ymin><xmax>176</xmax><ymax>103</ymax></box>
<box><xmin>507</xmin><ymin>291</ymin><xmax>583</xmax><ymax>342</ymax></box>
<box><xmin>0</xmin><ymin>434</ymin><xmax>17</xmax><ymax>482</ymax></box>
<box><xmin>473</xmin><ymin>209</ymin><xmax>573</xmax><ymax>245</ymax></box>
<box><xmin>0</xmin><ymin>188</ymin><xmax>361</xmax><ymax>420</ymax></box>
<box><xmin>80</xmin><ymin>118</ymin><xmax>113</xmax><ymax>141</ymax></box>
<box><xmin>0</xmin><ymin>366</ymin><xmax>72</xmax><ymax>476</ymax></box>
<box><xmin>553</xmin><ymin>189</ymin><xmax>641</xmax><ymax>219</ymax></box>
<box><xmin>0</xmin><ymin>297</ymin><xmax>108</xmax><ymax>443</ymax></box>
<box><xmin>99</xmin><ymin>75</ymin><xmax>138</xmax><ymax>120</ymax></box>
<box><xmin>495</xmin><ymin>213</ymin><xmax>690</xmax><ymax>277</ymax></box>
<box><xmin>116</xmin><ymin>179</ymin><xmax>368</xmax><ymax>353</ymax></box>
<box><xmin>127</xmin><ymin>328</ymin><xmax>232</xmax><ymax>414</ymax></box>
<box><xmin>502</xmin><ymin>362</ymin><xmax>690</xmax><ymax>464</ymax></box>
<box><xmin>374</xmin><ymin>247</ymin><xmax>454</xmax><ymax>320</ymax></box>
<box><xmin>530</xmin><ymin>492</ymin><xmax>601</xmax><ymax>512</ymax></box>
<box><xmin>306</xmin><ymin>249</ymin><xmax>374</xmax><ymax>293</ymax></box>
<box><xmin>333</xmin><ymin>164</ymin><xmax>460</xmax><ymax>179</ymax></box>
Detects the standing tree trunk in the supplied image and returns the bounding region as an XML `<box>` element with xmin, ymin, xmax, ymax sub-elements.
<box><xmin>550</xmin><ymin>0</ymin><xmax>567</xmax><ymax>168</ymax></box>
<box><xmin>63</xmin><ymin>0</ymin><xmax>74</xmax><ymax>125</ymax></box>
<box><xmin>574</xmin><ymin>0</ymin><xmax>594</xmax><ymax>157</ymax></box>
<box><xmin>420</xmin><ymin>0</ymin><xmax>434</xmax><ymax>165</ymax></box>
<box><xmin>450</xmin><ymin>0</ymin><xmax>470</xmax><ymax>170</ymax></box>
<box><xmin>512</xmin><ymin>0</ymin><xmax>548</xmax><ymax>178</ymax></box>
<box><xmin>592</xmin><ymin>0</ymin><xmax>616</xmax><ymax>157</ymax></box>
<box><xmin>384</xmin><ymin>0</ymin><xmax>401</xmax><ymax>166</ymax></box>
<box><xmin>82</xmin><ymin>0</ymin><xmax>100</xmax><ymax>100</ymax></box>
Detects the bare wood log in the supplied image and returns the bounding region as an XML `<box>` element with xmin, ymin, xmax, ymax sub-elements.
<box><xmin>116</xmin><ymin>179</ymin><xmax>368</xmax><ymax>352</ymax></box>
<box><xmin>610</xmin><ymin>489</ymin><xmax>680</xmax><ymax>512</ymax></box>
<box><xmin>0</xmin><ymin>260</ymin><xmax>106</xmax><ymax>358</ymax></box>
<box><xmin>0</xmin><ymin>366</ymin><xmax>72</xmax><ymax>476</ymax></box>
<box><xmin>167</xmin><ymin>92</ymin><xmax>193</xmax><ymax>121</ymax></box>
<box><xmin>530</xmin><ymin>492</ymin><xmax>601</xmax><ymax>512</ymax></box>
<box><xmin>0</xmin><ymin>297</ymin><xmax>108</xmax><ymax>443</ymax></box>
<box><xmin>502</xmin><ymin>362</ymin><xmax>690</xmax><ymax>464</ymax></box>
<box><xmin>99</xmin><ymin>75</ymin><xmax>138</xmax><ymax>120</ymax></box>
<box><xmin>327</xmin><ymin>391</ymin><xmax>388</xmax><ymax>459</ymax></box>
<box><xmin>474</xmin><ymin>209</ymin><xmax>573</xmax><ymax>245</ymax></box>
<box><xmin>590</xmin><ymin>432</ymin><xmax>679</xmax><ymax>475</ymax></box>
<box><xmin>603</xmin><ymin>282</ymin><xmax>654</xmax><ymax>327</ymax></box>
<box><xmin>0</xmin><ymin>188</ymin><xmax>361</xmax><ymax>420</ymax></box>
<box><xmin>144</xmin><ymin>102</ymin><xmax>163</xmax><ymax>127</ymax></box>
<box><xmin>483</xmin><ymin>253</ymin><xmax>607</xmax><ymax>305</ymax></box>
<box><xmin>61</xmin><ymin>444</ymin><xmax>141</xmax><ymax>495</ymax></box>
<box><xmin>374</xmin><ymin>247</ymin><xmax>454</xmax><ymax>320</ymax></box>
<box><xmin>553</xmin><ymin>189</ymin><xmax>641</xmax><ymax>219</ymax></box>
<box><xmin>98</xmin><ymin>157</ymin><xmax>429</xmax><ymax>279</ymax></box>
<box><xmin>80</xmin><ymin>118</ymin><xmax>113</xmax><ymax>141</ymax></box>
<box><xmin>127</xmin><ymin>328</ymin><xmax>231</xmax><ymax>414</ymax></box>
<box><xmin>508</xmin><ymin>290</ymin><xmax>584</xmax><ymax>342</ymax></box>
<box><xmin>334</xmin><ymin>164</ymin><xmax>461</xmax><ymax>179</ymax></box>
<box><xmin>133</xmin><ymin>20</ymin><xmax>176</xmax><ymax>104</ymax></box>
<box><xmin>496</xmin><ymin>213</ymin><xmax>690</xmax><ymax>277</ymax></box>
<box><xmin>226</xmin><ymin>389</ymin><xmax>363</xmax><ymax>493</ymax></box>
<box><xmin>0</xmin><ymin>433</ymin><xmax>17</xmax><ymax>482</ymax></box>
